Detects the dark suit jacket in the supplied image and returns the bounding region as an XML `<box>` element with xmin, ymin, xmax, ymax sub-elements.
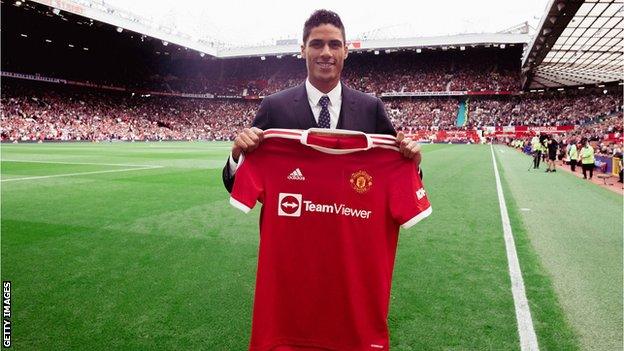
<box><xmin>222</xmin><ymin>82</ymin><xmax>396</xmax><ymax>193</ymax></box>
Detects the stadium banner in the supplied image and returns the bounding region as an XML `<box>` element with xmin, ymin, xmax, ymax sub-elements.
<box><xmin>515</xmin><ymin>126</ymin><xmax>574</xmax><ymax>132</ymax></box>
<box><xmin>483</xmin><ymin>125</ymin><xmax>574</xmax><ymax>135</ymax></box>
<box><xmin>68</xmin><ymin>80</ymin><xmax>125</xmax><ymax>91</ymax></box>
<box><xmin>466</xmin><ymin>90</ymin><xmax>516</xmax><ymax>96</ymax></box>
<box><xmin>148</xmin><ymin>91</ymin><xmax>215</xmax><ymax>99</ymax></box>
<box><xmin>605</xmin><ymin>133</ymin><xmax>624</xmax><ymax>142</ymax></box>
<box><xmin>31</xmin><ymin>0</ymin><xmax>85</xmax><ymax>16</ymax></box>
<box><xmin>346</xmin><ymin>41</ymin><xmax>361</xmax><ymax>49</ymax></box>
<box><xmin>381</xmin><ymin>90</ymin><xmax>519</xmax><ymax>97</ymax></box>
<box><xmin>2</xmin><ymin>71</ymin><xmax>66</xmax><ymax>84</ymax></box>
<box><xmin>216</xmin><ymin>95</ymin><xmax>243</xmax><ymax>99</ymax></box>
<box><xmin>613</xmin><ymin>157</ymin><xmax>622</xmax><ymax>176</ymax></box>
<box><xmin>595</xmin><ymin>155</ymin><xmax>613</xmax><ymax>174</ymax></box>
<box><xmin>381</xmin><ymin>91</ymin><xmax>466</xmax><ymax>97</ymax></box>
<box><xmin>407</xmin><ymin>130</ymin><xmax>479</xmax><ymax>143</ymax></box>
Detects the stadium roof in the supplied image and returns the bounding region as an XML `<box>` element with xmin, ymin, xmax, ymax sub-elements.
<box><xmin>25</xmin><ymin>0</ymin><xmax>531</xmax><ymax>59</ymax></box>
<box><xmin>218</xmin><ymin>33</ymin><xmax>530</xmax><ymax>58</ymax></box>
<box><xmin>522</xmin><ymin>0</ymin><xmax>623</xmax><ymax>89</ymax></box>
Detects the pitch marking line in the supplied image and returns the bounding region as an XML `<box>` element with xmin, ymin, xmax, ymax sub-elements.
<box><xmin>1</xmin><ymin>159</ymin><xmax>159</xmax><ymax>167</ymax></box>
<box><xmin>490</xmin><ymin>145</ymin><xmax>539</xmax><ymax>351</ymax></box>
<box><xmin>1</xmin><ymin>160</ymin><xmax>163</xmax><ymax>182</ymax></box>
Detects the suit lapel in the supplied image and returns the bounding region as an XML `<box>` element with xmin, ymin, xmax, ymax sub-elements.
<box><xmin>292</xmin><ymin>83</ymin><xmax>318</xmax><ymax>129</ymax></box>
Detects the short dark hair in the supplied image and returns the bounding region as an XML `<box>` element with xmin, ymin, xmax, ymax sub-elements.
<box><xmin>303</xmin><ymin>9</ymin><xmax>346</xmax><ymax>44</ymax></box>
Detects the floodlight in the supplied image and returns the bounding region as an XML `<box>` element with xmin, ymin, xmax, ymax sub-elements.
<box><xmin>116</xmin><ymin>27</ymin><xmax>123</xmax><ymax>33</ymax></box>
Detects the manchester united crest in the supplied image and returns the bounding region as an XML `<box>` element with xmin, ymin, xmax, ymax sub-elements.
<box><xmin>350</xmin><ymin>170</ymin><xmax>373</xmax><ymax>193</ymax></box>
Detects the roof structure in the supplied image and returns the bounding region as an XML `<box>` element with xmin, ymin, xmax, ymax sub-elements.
<box><xmin>24</xmin><ymin>0</ymin><xmax>531</xmax><ymax>59</ymax></box>
<box><xmin>522</xmin><ymin>0</ymin><xmax>623</xmax><ymax>89</ymax></box>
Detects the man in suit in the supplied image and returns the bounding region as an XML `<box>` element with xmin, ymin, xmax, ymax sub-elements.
<box><xmin>223</xmin><ymin>9</ymin><xmax>422</xmax><ymax>192</ymax></box>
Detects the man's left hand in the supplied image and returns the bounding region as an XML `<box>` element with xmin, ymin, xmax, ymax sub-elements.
<box><xmin>397</xmin><ymin>132</ymin><xmax>422</xmax><ymax>168</ymax></box>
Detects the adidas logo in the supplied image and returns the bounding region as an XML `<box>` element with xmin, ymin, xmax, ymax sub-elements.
<box><xmin>416</xmin><ymin>188</ymin><xmax>426</xmax><ymax>200</ymax></box>
<box><xmin>287</xmin><ymin>168</ymin><xmax>305</xmax><ymax>181</ymax></box>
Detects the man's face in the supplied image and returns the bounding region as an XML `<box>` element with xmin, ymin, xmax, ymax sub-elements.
<box><xmin>301</xmin><ymin>24</ymin><xmax>348</xmax><ymax>92</ymax></box>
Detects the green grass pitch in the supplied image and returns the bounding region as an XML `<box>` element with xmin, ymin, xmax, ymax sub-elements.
<box><xmin>1</xmin><ymin>142</ymin><xmax>621</xmax><ymax>350</ymax></box>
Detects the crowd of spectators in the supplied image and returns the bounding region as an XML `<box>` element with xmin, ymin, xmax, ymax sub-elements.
<box><xmin>1</xmin><ymin>82</ymin><xmax>258</xmax><ymax>142</ymax></box>
<box><xmin>386</xmin><ymin>98</ymin><xmax>459</xmax><ymax>132</ymax></box>
<box><xmin>562</xmin><ymin>113</ymin><xmax>623</xmax><ymax>156</ymax></box>
<box><xmin>469</xmin><ymin>92</ymin><xmax>622</xmax><ymax>128</ymax></box>
<box><xmin>134</xmin><ymin>50</ymin><xmax>521</xmax><ymax>97</ymax></box>
<box><xmin>2</xmin><ymin>79</ymin><xmax>622</xmax><ymax>143</ymax></box>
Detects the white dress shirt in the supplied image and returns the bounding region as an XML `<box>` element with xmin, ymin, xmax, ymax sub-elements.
<box><xmin>305</xmin><ymin>78</ymin><xmax>342</xmax><ymax>130</ymax></box>
<box><xmin>228</xmin><ymin>79</ymin><xmax>343</xmax><ymax>174</ymax></box>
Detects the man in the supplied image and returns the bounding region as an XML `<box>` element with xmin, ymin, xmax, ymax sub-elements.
<box><xmin>222</xmin><ymin>9</ymin><xmax>422</xmax><ymax>192</ymax></box>
<box><xmin>530</xmin><ymin>133</ymin><xmax>542</xmax><ymax>169</ymax></box>
<box><xmin>545</xmin><ymin>135</ymin><xmax>558</xmax><ymax>173</ymax></box>
<box><xmin>580</xmin><ymin>138</ymin><xmax>595</xmax><ymax>180</ymax></box>
<box><xmin>567</xmin><ymin>139</ymin><xmax>578</xmax><ymax>172</ymax></box>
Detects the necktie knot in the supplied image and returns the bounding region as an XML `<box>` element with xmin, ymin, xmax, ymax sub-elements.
<box><xmin>319</xmin><ymin>96</ymin><xmax>330</xmax><ymax>108</ymax></box>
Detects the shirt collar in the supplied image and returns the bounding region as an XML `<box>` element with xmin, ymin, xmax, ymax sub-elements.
<box><xmin>306</xmin><ymin>78</ymin><xmax>342</xmax><ymax>107</ymax></box>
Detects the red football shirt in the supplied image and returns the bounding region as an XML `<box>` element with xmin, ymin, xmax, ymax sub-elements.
<box><xmin>230</xmin><ymin>128</ymin><xmax>432</xmax><ymax>351</ymax></box>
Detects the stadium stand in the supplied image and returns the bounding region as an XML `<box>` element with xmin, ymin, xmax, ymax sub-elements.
<box><xmin>1</xmin><ymin>0</ymin><xmax>622</xmax><ymax>145</ymax></box>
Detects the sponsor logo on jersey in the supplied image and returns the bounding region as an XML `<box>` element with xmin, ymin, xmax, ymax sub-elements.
<box><xmin>287</xmin><ymin>168</ymin><xmax>305</xmax><ymax>181</ymax></box>
<box><xmin>416</xmin><ymin>188</ymin><xmax>426</xmax><ymax>200</ymax></box>
<box><xmin>278</xmin><ymin>193</ymin><xmax>302</xmax><ymax>217</ymax></box>
<box><xmin>278</xmin><ymin>193</ymin><xmax>372</xmax><ymax>219</ymax></box>
<box><xmin>350</xmin><ymin>170</ymin><xmax>373</xmax><ymax>193</ymax></box>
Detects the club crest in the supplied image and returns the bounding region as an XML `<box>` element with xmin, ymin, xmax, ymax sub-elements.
<box><xmin>350</xmin><ymin>170</ymin><xmax>373</xmax><ymax>193</ymax></box>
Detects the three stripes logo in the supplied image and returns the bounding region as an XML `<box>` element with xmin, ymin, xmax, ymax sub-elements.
<box><xmin>287</xmin><ymin>168</ymin><xmax>305</xmax><ymax>181</ymax></box>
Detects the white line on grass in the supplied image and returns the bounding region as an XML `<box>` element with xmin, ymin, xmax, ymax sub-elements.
<box><xmin>1</xmin><ymin>159</ymin><xmax>159</xmax><ymax>167</ymax></box>
<box><xmin>1</xmin><ymin>161</ymin><xmax>163</xmax><ymax>182</ymax></box>
<box><xmin>490</xmin><ymin>144</ymin><xmax>539</xmax><ymax>351</ymax></box>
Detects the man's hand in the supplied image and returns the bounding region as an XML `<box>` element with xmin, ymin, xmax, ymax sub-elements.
<box><xmin>397</xmin><ymin>131</ymin><xmax>422</xmax><ymax>168</ymax></box>
<box><xmin>232</xmin><ymin>127</ymin><xmax>264</xmax><ymax>162</ymax></box>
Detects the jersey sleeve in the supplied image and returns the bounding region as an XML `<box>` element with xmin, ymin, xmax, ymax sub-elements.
<box><xmin>389</xmin><ymin>161</ymin><xmax>432</xmax><ymax>229</ymax></box>
<box><xmin>229</xmin><ymin>153</ymin><xmax>264</xmax><ymax>213</ymax></box>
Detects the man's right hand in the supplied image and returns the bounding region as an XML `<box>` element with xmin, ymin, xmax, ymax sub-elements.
<box><xmin>232</xmin><ymin>127</ymin><xmax>264</xmax><ymax>162</ymax></box>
